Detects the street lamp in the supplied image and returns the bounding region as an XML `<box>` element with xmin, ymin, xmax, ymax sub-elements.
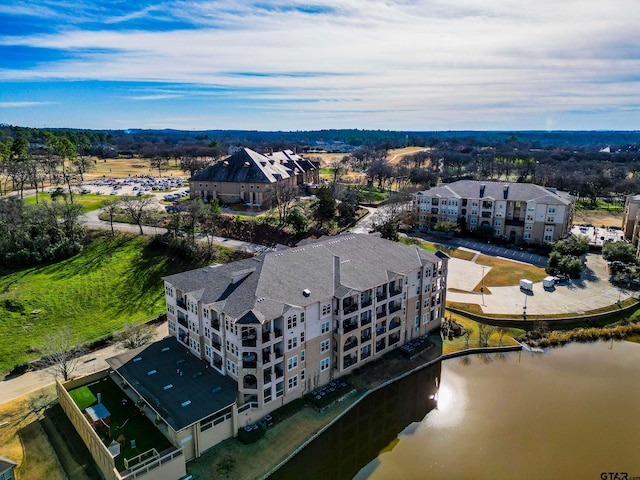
<box><xmin>481</xmin><ymin>266</ymin><xmax>486</xmax><ymax>306</ymax></box>
<box><xmin>523</xmin><ymin>290</ymin><xmax>528</xmax><ymax>319</ymax></box>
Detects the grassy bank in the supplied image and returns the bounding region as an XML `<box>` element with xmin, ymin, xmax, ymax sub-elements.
<box><xmin>23</xmin><ymin>192</ymin><xmax>115</xmax><ymax>213</ymax></box>
<box><xmin>0</xmin><ymin>232</ymin><xmax>200</xmax><ymax>374</ymax></box>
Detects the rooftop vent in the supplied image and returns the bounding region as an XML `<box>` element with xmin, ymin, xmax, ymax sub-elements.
<box><xmin>212</xmin><ymin>386</ymin><xmax>222</xmax><ymax>394</ymax></box>
<box><xmin>244</xmin><ymin>162</ymin><xmax>250</xmax><ymax>167</ymax></box>
<box><xmin>223</xmin><ymin>160</ymin><xmax>229</xmax><ymax>166</ymax></box>
<box><xmin>147</xmin><ymin>370</ymin><xmax>157</xmax><ymax>375</ymax></box>
<box><xmin>163</xmin><ymin>384</ymin><xmax>173</xmax><ymax>390</ymax></box>
<box><xmin>181</xmin><ymin>400</ymin><xmax>191</xmax><ymax>407</ymax></box>
<box><xmin>161</xmin><ymin>347</ymin><xmax>170</xmax><ymax>352</ymax></box>
<box><xmin>303</xmin><ymin>289</ymin><xmax>311</xmax><ymax>297</ymax></box>
<box><xmin>133</xmin><ymin>357</ymin><xmax>142</xmax><ymax>362</ymax></box>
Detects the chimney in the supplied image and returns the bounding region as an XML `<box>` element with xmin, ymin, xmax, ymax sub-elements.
<box><xmin>480</xmin><ymin>184</ymin><xmax>486</xmax><ymax>198</ymax></box>
<box><xmin>503</xmin><ymin>184</ymin><xmax>509</xmax><ymax>199</ymax></box>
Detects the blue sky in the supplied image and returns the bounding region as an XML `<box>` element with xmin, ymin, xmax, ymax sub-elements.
<box><xmin>0</xmin><ymin>0</ymin><xmax>639</xmax><ymax>131</ymax></box>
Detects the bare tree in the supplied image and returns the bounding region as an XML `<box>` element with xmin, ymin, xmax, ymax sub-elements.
<box><xmin>101</xmin><ymin>198</ymin><xmax>122</xmax><ymax>236</ymax></box>
<box><xmin>271</xmin><ymin>182</ymin><xmax>298</xmax><ymax>226</ymax></box>
<box><xmin>114</xmin><ymin>322</ymin><xmax>156</xmax><ymax>350</ymax></box>
<box><xmin>122</xmin><ymin>196</ymin><xmax>153</xmax><ymax>235</ymax></box>
<box><xmin>40</xmin><ymin>327</ymin><xmax>86</xmax><ymax>381</ymax></box>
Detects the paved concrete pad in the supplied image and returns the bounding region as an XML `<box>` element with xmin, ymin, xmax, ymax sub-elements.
<box><xmin>447</xmin><ymin>257</ymin><xmax>491</xmax><ymax>292</ymax></box>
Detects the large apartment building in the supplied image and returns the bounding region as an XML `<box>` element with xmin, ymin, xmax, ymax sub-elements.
<box><xmin>413</xmin><ymin>180</ymin><xmax>574</xmax><ymax>244</ymax></box>
<box><xmin>163</xmin><ymin>234</ymin><xmax>448</xmax><ymax>419</ymax></box>
<box><xmin>623</xmin><ymin>194</ymin><xmax>640</xmax><ymax>257</ymax></box>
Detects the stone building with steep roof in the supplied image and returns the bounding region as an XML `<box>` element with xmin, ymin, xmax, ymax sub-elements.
<box><xmin>189</xmin><ymin>147</ymin><xmax>318</xmax><ymax>207</ymax></box>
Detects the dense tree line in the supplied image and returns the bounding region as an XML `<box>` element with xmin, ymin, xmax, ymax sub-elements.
<box><xmin>0</xmin><ymin>196</ymin><xmax>85</xmax><ymax>266</ymax></box>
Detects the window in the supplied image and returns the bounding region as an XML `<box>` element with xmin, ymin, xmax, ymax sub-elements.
<box><xmin>322</xmin><ymin>304</ymin><xmax>331</xmax><ymax>316</ymax></box>
<box><xmin>494</xmin><ymin>229</ymin><xmax>501</xmax><ymax>235</ymax></box>
<box><xmin>300</xmin><ymin>332</ymin><xmax>305</xmax><ymax>343</ymax></box>
<box><xmin>300</xmin><ymin>312</ymin><xmax>305</xmax><ymax>323</ymax></box>
<box><xmin>205</xmin><ymin>344</ymin><xmax>212</xmax><ymax>358</ymax></box>
<box><xmin>226</xmin><ymin>360</ymin><xmax>237</xmax><ymax>376</ymax></box>
<box><xmin>416</xmin><ymin>301</ymin><xmax>420</xmax><ymax>310</ymax></box>
<box><xmin>288</xmin><ymin>375</ymin><xmax>298</xmax><ymax>390</ymax></box>
<box><xmin>300</xmin><ymin>349</ymin><xmax>305</xmax><ymax>362</ymax></box>
<box><xmin>287</xmin><ymin>337</ymin><xmax>298</xmax><ymax>350</ymax></box>
<box><xmin>423</xmin><ymin>313</ymin><xmax>429</xmax><ymax>324</ymax></box>
<box><xmin>495</xmin><ymin>220</ymin><xmax>502</xmax><ymax>226</ymax></box>
<box><xmin>287</xmin><ymin>356</ymin><xmax>298</xmax><ymax>370</ymax></box>
<box><xmin>417</xmin><ymin>270</ymin><xmax>422</xmax><ymax>279</ymax></box>
<box><xmin>526</xmin><ymin>224</ymin><xmax>533</xmax><ymax>230</ymax></box>
<box><xmin>548</xmin><ymin>206</ymin><xmax>556</xmax><ymax>213</ymax></box>
<box><xmin>287</xmin><ymin>315</ymin><xmax>297</xmax><ymax>329</ymax></box>
<box><xmin>204</xmin><ymin>326</ymin><xmax>210</xmax><ymax>339</ymax></box>
<box><xmin>168</xmin><ymin>320</ymin><xmax>175</xmax><ymax>331</ymax></box>
<box><xmin>471</xmin><ymin>209</ymin><xmax>478</xmax><ymax>215</ymax></box>
<box><xmin>414</xmin><ymin>316</ymin><xmax>419</xmax><ymax>327</ymax></box>
<box><xmin>546</xmin><ymin>216</ymin><xmax>555</xmax><ymax>223</ymax></box>
<box><xmin>424</xmin><ymin>298</ymin><xmax>429</xmax><ymax>308</ymax></box>
<box><xmin>524</xmin><ymin>233</ymin><xmax>531</xmax><ymax>239</ymax></box>
<box><xmin>167</xmin><ymin>304</ymin><xmax>175</xmax><ymax>314</ymax></box>
<box><xmin>470</xmin><ymin>218</ymin><xmax>477</xmax><ymax>224</ymax></box>
<box><xmin>320</xmin><ymin>357</ymin><xmax>330</xmax><ymax>371</ymax></box>
<box><xmin>321</xmin><ymin>321</ymin><xmax>330</xmax><ymax>334</ymax></box>
<box><xmin>416</xmin><ymin>286</ymin><xmax>420</xmax><ymax>295</ymax></box>
<box><xmin>301</xmin><ymin>369</ymin><xmax>305</xmax><ymax>381</ymax></box>
<box><xmin>321</xmin><ymin>339</ymin><xmax>330</xmax><ymax>353</ymax></box>
<box><xmin>165</xmin><ymin>285</ymin><xmax>174</xmax><ymax>296</ymax></box>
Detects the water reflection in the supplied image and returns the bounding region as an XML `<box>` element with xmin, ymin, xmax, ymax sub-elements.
<box><xmin>269</xmin><ymin>362</ymin><xmax>442</xmax><ymax>480</ymax></box>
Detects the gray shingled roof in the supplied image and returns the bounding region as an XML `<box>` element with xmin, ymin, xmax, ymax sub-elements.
<box><xmin>106</xmin><ymin>337</ymin><xmax>237</xmax><ymax>432</ymax></box>
<box><xmin>164</xmin><ymin>234</ymin><xmax>445</xmax><ymax>323</ymax></box>
<box><xmin>191</xmin><ymin>148</ymin><xmax>292</xmax><ymax>184</ymax></box>
<box><xmin>417</xmin><ymin>180</ymin><xmax>571</xmax><ymax>205</ymax></box>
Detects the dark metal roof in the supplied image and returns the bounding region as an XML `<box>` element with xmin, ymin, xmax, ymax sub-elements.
<box><xmin>191</xmin><ymin>148</ymin><xmax>292</xmax><ymax>184</ymax></box>
<box><xmin>105</xmin><ymin>337</ymin><xmax>237</xmax><ymax>432</ymax></box>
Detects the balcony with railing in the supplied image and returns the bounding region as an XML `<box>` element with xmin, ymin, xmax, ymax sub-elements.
<box><xmin>241</xmin><ymin>327</ymin><xmax>257</xmax><ymax>348</ymax></box>
<box><xmin>376</xmin><ymin>338</ymin><xmax>386</xmax><ymax>353</ymax></box>
<box><xmin>262</xmin><ymin>330</ymin><xmax>270</xmax><ymax>343</ymax></box>
<box><xmin>360</xmin><ymin>327</ymin><xmax>371</xmax><ymax>344</ymax></box>
<box><xmin>274</xmin><ymin>318</ymin><xmax>283</xmax><ymax>339</ymax></box>
<box><xmin>242</xmin><ymin>353</ymin><xmax>257</xmax><ymax>369</ymax></box>
<box><xmin>263</xmin><ymin>369</ymin><xmax>272</xmax><ymax>384</ymax></box>
<box><xmin>243</xmin><ymin>374</ymin><xmax>258</xmax><ymax>390</ymax></box>
<box><xmin>360</xmin><ymin>345</ymin><xmax>372</xmax><ymax>360</ymax></box>
<box><xmin>389</xmin><ymin>317</ymin><xmax>401</xmax><ymax>330</ymax></box>
<box><xmin>376</xmin><ymin>286</ymin><xmax>387</xmax><ymax>302</ymax></box>
<box><xmin>376</xmin><ymin>305</ymin><xmax>387</xmax><ymax>320</ymax></box>
<box><xmin>375</xmin><ymin>321</ymin><xmax>387</xmax><ymax>336</ymax></box>
<box><xmin>389</xmin><ymin>300</ymin><xmax>402</xmax><ymax>314</ymax></box>
<box><xmin>211</xmin><ymin>334</ymin><xmax>222</xmax><ymax>350</ymax></box>
<box><xmin>262</xmin><ymin>347</ymin><xmax>271</xmax><ymax>365</ymax></box>
<box><xmin>343</xmin><ymin>336</ymin><xmax>358</xmax><ymax>352</ymax></box>
<box><xmin>176</xmin><ymin>297</ymin><xmax>187</xmax><ymax>310</ymax></box>
<box><xmin>274</xmin><ymin>342</ymin><xmax>283</xmax><ymax>359</ymax></box>
<box><xmin>342</xmin><ymin>296</ymin><xmax>359</xmax><ymax>315</ymax></box>
<box><xmin>389</xmin><ymin>332</ymin><xmax>401</xmax><ymax>346</ymax></box>
<box><xmin>343</xmin><ymin>317</ymin><xmax>358</xmax><ymax>333</ymax></box>
<box><xmin>360</xmin><ymin>311</ymin><xmax>372</xmax><ymax>326</ymax></box>
<box><xmin>177</xmin><ymin>312</ymin><xmax>188</xmax><ymax>328</ymax></box>
<box><xmin>211</xmin><ymin>318</ymin><xmax>220</xmax><ymax>331</ymax></box>
<box><xmin>361</xmin><ymin>290</ymin><xmax>373</xmax><ymax>308</ymax></box>
<box><xmin>389</xmin><ymin>280</ymin><xmax>403</xmax><ymax>297</ymax></box>
<box><xmin>343</xmin><ymin>353</ymin><xmax>357</xmax><ymax>369</ymax></box>
<box><xmin>212</xmin><ymin>355</ymin><xmax>222</xmax><ymax>370</ymax></box>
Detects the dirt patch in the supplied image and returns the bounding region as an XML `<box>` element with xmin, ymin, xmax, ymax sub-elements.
<box><xmin>573</xmin><ymin>209</ymin><xmax>623</xmax><ymax>228</ymax></box>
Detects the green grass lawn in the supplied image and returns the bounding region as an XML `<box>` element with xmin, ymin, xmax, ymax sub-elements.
<box><xmin>475</xmin><ymin>254</ymin><xmax>547</xmax><ymax>289</ymax></box>
<box><xmin>0</xmin><ymin>232</ymin><xmax>197</xmax><ymax>374</ymax></box>
<box><xmin>24</xmin><ymin>192</ymin><xmax>115</xmax><ymax>213</ymax></box>
<box><xmin>70</xmin><ymin>377</ymin><xmax>172</xmax><ymax>472</ymax></box>
<box><xmin>69</xmin><ymin>386</ymin><xmax>97</xmax><ymax>411</ymax></box>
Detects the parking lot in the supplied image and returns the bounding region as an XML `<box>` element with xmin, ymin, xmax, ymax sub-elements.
<box><xmin>75</xmin><ymin>175</ymin><xmax>189</xmax><ymax>211</ymax></box>
<box><xmin>446</xmin><ymin>253</ymin><xmax>633</xmax><ymax>316</ymax></box>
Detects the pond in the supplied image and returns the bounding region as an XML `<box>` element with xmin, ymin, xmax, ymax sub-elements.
<box><xmin>271</xmin><ymin>341</ymin><xmax>640</xmax><ymax>479</ymax></box>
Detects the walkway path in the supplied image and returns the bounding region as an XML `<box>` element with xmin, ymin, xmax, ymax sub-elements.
<box><xmin>0</xmin><ymin>323</ymin><xmax>168</xmax><ymax>405</ymax></box>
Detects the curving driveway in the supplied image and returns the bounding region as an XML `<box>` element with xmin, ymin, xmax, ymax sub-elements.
<box><xmin>446</xmin><ymin>253</ymin><xmax>632</xmax><ymax>316</ymax></box>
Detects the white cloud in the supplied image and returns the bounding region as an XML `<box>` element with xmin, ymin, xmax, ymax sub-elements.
<box><xmin>0</xmin><ymin>101</ymin><xmax>56</xmax><ymax>107</ymax></box>
<box><xmin>0</xmin><ymin>0</ymin><xmax>639</xmax><ymax>128</ymax></box>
